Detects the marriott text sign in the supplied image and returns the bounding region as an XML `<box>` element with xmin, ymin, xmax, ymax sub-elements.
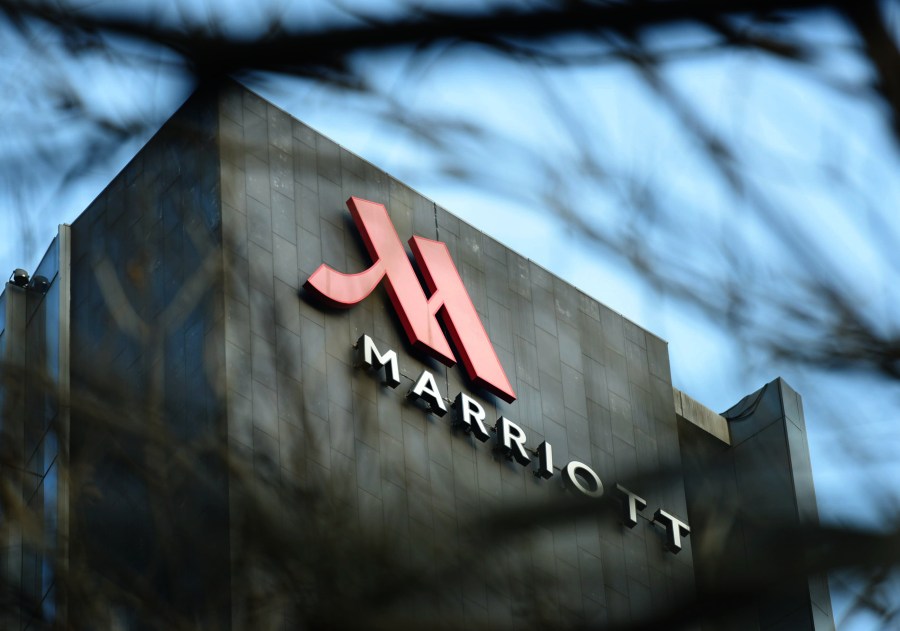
<box><xmin>355</xmin><ymin>333</ymin><xmax>691</xmax><ymax>554</ymax></box>
<box><xmin>304</xmin><ymin>197</ymin><xmax>516</xmax><ymax>402</ymax></box>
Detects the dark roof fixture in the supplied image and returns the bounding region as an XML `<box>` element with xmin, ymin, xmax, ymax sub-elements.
<box><xmin>28</xmin><ymin>275</ymin><xmax>50</xmax><ymax>294</ymax></box>
<box><xmin>10</xmin><ymin>269</ymin><xmax>29</xmax><ymax>287</ymax></box>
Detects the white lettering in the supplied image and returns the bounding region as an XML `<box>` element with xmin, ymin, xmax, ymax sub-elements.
<box><xmin>495</xmin><ymin>417</ymin><xmax>531</xmax><ymax>466</ymax></box>
<box><xmin>614</xmin><ymin>484</ymin><xmax>647</xmax><ymax>528</ymax></box>
<box><xmin>562</xmin><ymin>461</ymin><xmax>603</xmax><ymax>498</ymax></box>
<box><xmin>453</xmin><ymin>392</ymin><xmax>491</xmax><ymax>442</ymax></box>
<box><xmin>349</xmin><ymin>334</ymin><xmax>688</xmax><ymax>549</ymax></box>
<box><xmin>535</xmin><ymin>441</ymin><xmax>553</xmax><ymax>479</ymax></box>
<box><xmin>653</xmin><ymin>509</ymin><xmax>690</xmax><ymax>553</ymax></box>
<box><xmin>355</xmin><ymin>334</ymin><xmax>400</xmax><ymax>388</ymax></box>
<box><xmin>408</xmin><ymin>369</ymin><xmax>447</xmax><ymax>416</ymax></box>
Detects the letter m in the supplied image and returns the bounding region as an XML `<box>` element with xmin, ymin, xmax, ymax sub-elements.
<box><xmin>304</xmin><ymin>197</ymin><xmax>516</xmax><ymax>403</ymax></box>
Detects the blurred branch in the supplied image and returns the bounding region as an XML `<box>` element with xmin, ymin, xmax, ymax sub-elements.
<box><xmin>843</xmin><ymin>1</ymin><xmax>900</xmax><ymax>141</ymax></box>
<box><xmin>0</xmin><ymin>1</ymin><xmax>851</xmax><ymax>83</ymax></box>
<box><xmin>2</xmin><ymin>1</ymin><xmax>900</xmax><ymax>628</ymax></box>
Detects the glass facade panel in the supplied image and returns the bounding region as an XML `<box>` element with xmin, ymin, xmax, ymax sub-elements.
<box><xmin>33</xmin><ymin>236</ymin><xmax>58</xmax><ymax>286</ymax></box>
<box><xmin>43</xmin><ymin>281</ymin><xmax>59</xmax><ymax>428</ymax></box>
<box><xmin>42</xmin><ymin>460</ymin><xmax>58</xmax><ymax>601</ymax></box>
<box><xmin>15</xmin><ymin>236</ymin><xmax>61</xmax><ymax>627</ymax></box>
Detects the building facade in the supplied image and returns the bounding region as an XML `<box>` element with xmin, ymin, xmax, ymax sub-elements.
<box><xmin>0</xmin><ymin>82</ymin><xmax>834</xmax><ymax>629</ymax></box>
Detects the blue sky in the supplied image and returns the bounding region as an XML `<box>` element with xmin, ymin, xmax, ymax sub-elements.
<box><xmin>1</xmin><ymin>2</ymin><xmax>897</xmax><ymax>627</ymax></box>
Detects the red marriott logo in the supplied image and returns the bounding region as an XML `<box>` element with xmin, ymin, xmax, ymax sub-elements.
<box><xmin>304</xmin><ymin>197</ymin><xmax>516</xmax><ymax>403</ymax></box>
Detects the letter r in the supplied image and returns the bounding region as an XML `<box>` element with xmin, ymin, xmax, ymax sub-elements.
<box><xmin>305</xmin><ymin>197</ymin><xmax>516</xmax><ymax>402</ymax></box>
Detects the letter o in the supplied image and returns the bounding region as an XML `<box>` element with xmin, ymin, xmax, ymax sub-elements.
<box><xmin>562</xmin><ymin>461</ymin><xmax>604</xmax><ymax>498</ymax></box>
